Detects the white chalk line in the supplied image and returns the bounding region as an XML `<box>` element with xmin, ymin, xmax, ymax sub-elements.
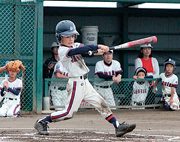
<box><xmin>168</xmin><ymin>137</ymin><xmax>180</xmax><ymax>141</ymax></box>
<box><xmin>0</xmin><ymin>127</ymin><xmax>180</xmax><ymax>133</ymax></box>
<box><xmin>0</xmin><ymin>129</ymin><xmax>180</xmax><ymax>141</ymax></box>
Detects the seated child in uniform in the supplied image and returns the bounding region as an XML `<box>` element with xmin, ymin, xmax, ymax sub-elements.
<box><xmin>0</xmin><ymin>60</ymin><xmax>25</xmax><ymax>117</ymax></box>
<box><xmin>131</xmin><ymin>67</ymin><xmax>152</xmax><ymax>109</ymax></box>
<box><xmin>153</xmin><ymin>58</ymin><xmax>179</xmax><ymax>111</ymax></box>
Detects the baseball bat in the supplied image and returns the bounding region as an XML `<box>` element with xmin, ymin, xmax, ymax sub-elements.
<box><xmin>3</xmin><ymin>61</ymin><xmax>9</xmax><ymax>96</ymax></box>
<box><xmin>88</xmin><ymin>36</ymin><xmax>157</xmax><ymax>55</ymax></box>
<box><xmin>5</xmin><ymin>61</ymin><xmax>9</xmax><ymax>80</ymax></box>
<box><xmin>3</xmin><ymin>86</ymin><xmax>7</xmax><ymax>95</ymax></box>
<box><xmin>110</xmin><ymin>36</ymin><xmax>157</xmax><ymax>50</ymax></box>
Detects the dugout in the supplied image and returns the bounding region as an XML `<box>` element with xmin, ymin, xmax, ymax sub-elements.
<box><xmin>43</xmin><ymin>2</ymin><xmax>180</xmax><ymax>89</ymax></box>
<box><xmin>1</xmin><ymin>0</ymin><xmax>180</xmax><ymax>113</ymax></box>
<box><xmin>43</xmin><ymin>1</ymin><xmax>180</xmax><ymax>78</ymax></box>
<box><xmin>42</xmin><ymin>1</ymin><xmax>180</xmax><ymax>112</ymax></box>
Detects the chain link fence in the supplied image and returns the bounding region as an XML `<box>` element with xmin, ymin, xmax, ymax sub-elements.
<box><xmin>44</xmin><ymin>78</ymin><xmax>162</xmax><ymax>110</ymax></box>
<box><xmin>0</xmin><ymin>1</ymin><xmax>36</xmax><ymax>111</ymax></box>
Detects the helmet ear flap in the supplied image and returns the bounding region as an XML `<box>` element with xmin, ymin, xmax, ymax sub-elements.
<box><xmin>55</xmin><ymin>33</ymin><xmax>61</xmax><ymax>42</ymax></box>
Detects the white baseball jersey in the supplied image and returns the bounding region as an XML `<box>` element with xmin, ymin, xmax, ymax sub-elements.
<box><xmin>58</xmin><ymin>43</ymin><xmax>89</xmax><ymax>77</ymax></box>
<box><xmin>52</xmin><ymin>61</ymin><xmax>69</xmax><ymax>79</ymax></box>
<box><xmin>159</xmin><ymin>73</ymin><xmax>178</xmax><ymax>95</ymax></box>
<box><xmin>94</xmin><ymin>60</ymin><xmax>122</xmax><ymax>86</ymax></box>
<box><xmin>51</xmin><ymin>61</ymin><xmax>69</xmax><ymax>88</ymax></box>
<box><xmin>131</xmin><ymin>81</ymin><xmax>150</xmax><ymax>103</ymax></box>
<box><xmin>0</xmin><ymin>78</ymin><xmax>22</xmax><ymax>100</ymax></box>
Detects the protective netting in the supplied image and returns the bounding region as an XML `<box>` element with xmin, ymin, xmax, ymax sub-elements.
<box><xmin>0</xmin><ymin>1</ymin><xmax>36</xmax><ymax>111</ymax></box>
<box><xmin>45</xmin><ymin>78</ymin><xmax>162</xmax><ymax>110</ymax></box>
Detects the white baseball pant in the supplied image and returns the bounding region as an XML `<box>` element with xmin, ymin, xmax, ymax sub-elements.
<box><xmin>50</xmin><ymin>77</ymin><xmax>112</xmax><ymax>122</ymax></box>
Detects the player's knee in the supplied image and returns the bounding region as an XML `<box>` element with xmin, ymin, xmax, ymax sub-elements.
<box><xmin>7</xmin><ymin>111</ymin><xmax>19</xmax><ymax>117</ymax></box>
<box><xmin>170</xmin><ymin>103</ymin><xmax>178</xmax><ymax>111</ymax></box>
<box><xmin>6</xmin><ymin>111</ymin><xmax>14</xmax><ymax>117</ymax></box>
<box><xmin>66</xmin><ymin>111</ymin><xmax>74</xmax><ymax>118</ymax></box>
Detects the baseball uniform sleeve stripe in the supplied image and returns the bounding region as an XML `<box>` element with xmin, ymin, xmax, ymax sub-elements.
<box><xmin>16</xmin><ymin>87</ymin><xmax>22</xmax><ymax>89</ymax></box>
<box><xmin>66</xmin><ymin>48</ymin><xmax>72</xmax><ymax>58</ymax></box>
<box><xmin>55</xmin><ymin>71</ymin><xmax>63</xmax><ymax>74</ymax></box>
<box><xmin>79</xmin><ymin>43</ymin><xmax>83</xmax><ymax>47</ymax></box>
<box><xmin>172</xmin><ymin>84</ymin><xmax>178</xmax><ymax>88</ymax></box>
<box><xmin>116</xmin><ymin>70</ymin><xmax>123</xmax><ymax>73</ymax></box>
<box><xmin>50</xmin><ymin>81</ymin><xmax>76</xmax><ymax>120</ymax></box>
<box><xmin>95</xmin><ymin>71</ymin><xmax>103</xmax><ymax>75</ymax></box>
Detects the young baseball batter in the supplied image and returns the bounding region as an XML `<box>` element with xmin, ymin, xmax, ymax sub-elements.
<box><xmin>49</xmin><ymin>60</ymin><xmax>69</xmax><ymax>110</ymax></box>
<box><xmin>94</xmin><ymin>50</ymin><xmax>122</xmax><ymax>109</ymax></box>
<box><xmin>131</xmin><ymin>67</ymin><xmax>151</xmax><ymax>109</ymax></box>
<box><xmin>152</xmin><ymin>58</ymin><xmax>179</xmax><ymax>110</ymax></box>
<box><xmin>0</xmin><ymin>60</ymin><xmax>25</xmax><ymax>117</ymax></box>
<box><xmin>34</xmin><ymin>20</ymin><xmax>136</xmax><ymax>137</ymax></box>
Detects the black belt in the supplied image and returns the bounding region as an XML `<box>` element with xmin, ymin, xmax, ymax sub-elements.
<box><xmin>52</xmin><ymin>86</ymin><xmax>66</xmax><ymax>91</ymax></box>
<box><xmin>133</xmin><ymin>102</ymin><xmax>144</xmax><ymax>106</ymax></box>
<box><xmin>6</xmin><ymin>98</ymin><xmax>17</xmax><ymax>100</ymax></box>
<box><xmin>164</xmin><ymin>94</ymin><xmax>171</xmax><ymax>97</ymax></box>
<box><xmin>80</xmin><ymin>73</ymin><xmax>88</xmax><ymax>80</ymax></box>
<box><xmin>96</xmin><ymin>85</ymin><xmax>110</xmax><ymax>88</ymax></box>
<box><xmin>59</xmin><ymin>87</ymin><xmax>66</xmax><ymax>91</ymax></box>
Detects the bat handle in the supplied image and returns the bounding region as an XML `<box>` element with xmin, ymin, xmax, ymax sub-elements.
<box><xmin>88</xmin><ymin>50</ymin><xmax>98</xmax><ymax>56</ymax></box>
<box><xmin>88</xmin><ymin>46</ymin><xmax>115</xmax><ymax>55</ymax></box>
<box><xmin>109</xmin><ymin>47</ymin><xmax>115</xmax><ymax>50</ymax></box>
<box><xmin>4</xmin><ymin>86</ymin><xmax>7</xmax><ymax>91</ymax></box>
<box><xmin>3</xmin><ymin>86</ymin><xmax>7</xmax><ymax>95</ymax></box>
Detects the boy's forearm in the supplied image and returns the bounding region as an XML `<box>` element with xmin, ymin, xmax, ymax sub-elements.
<box><xmin>0</xmin><ymin>66</ymin><xmax>6</xmax><ymax>73</ymax></box>
<box><xmin>170</xmin><ymin>87</ymin><xmax>175</xmax><ymax>99</ymax></box>
<box><xmin>8</xmin><ymin>88</ymin><xmax>21</xmax><ymax>96</ymax></box>
<box><xmin>153</xmin><ymin>81</ymin><xmax>159</xmax><ymax>88</ymax></box>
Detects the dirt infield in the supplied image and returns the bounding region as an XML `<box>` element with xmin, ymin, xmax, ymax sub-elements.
<box><xmin>0</xmin><ymin>109</ymin><xmax>180</xmax><ymax>141</ymax></box>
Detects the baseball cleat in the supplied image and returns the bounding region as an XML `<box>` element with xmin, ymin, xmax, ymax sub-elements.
<box><xmin>34</xmin><ymin>119</ymin><xmax>49</xmax><ymax>135</ymax></box>
<box><xmin>115</xmin><ymin>122</ymin><xmax>136</xmax><ymax>137</ymax></box>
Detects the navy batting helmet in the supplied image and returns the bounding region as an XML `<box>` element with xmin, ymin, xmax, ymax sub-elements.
<box><xmin>164</xmin><ymin>58</ymin><xmax>176</xmax><ymax>70</ymax></box>
<box><xmin>134</xmin><ymin>67</ymin><xmax>147</xmax><ymax>76</ymax></box>
<box><xmin>55</xmin><ymin>20</ymin><xmax>79</xmax><ymax>41</ymax></box>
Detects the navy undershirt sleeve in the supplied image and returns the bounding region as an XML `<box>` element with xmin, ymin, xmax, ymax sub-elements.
<box><xmin>145</xmin><ymin>75</ymin><xmax>153</xmax><ymax>78</ymax></box>
<box><xmin>116</xmin><ymin>71</ymin><xmax>123</xmax><ymax>77</ymax></box>
<box><xmin>97</xmin><ymin>73</ymin><xmax>113</xmax><ymax>80</ymax></box>
<box><xmin>82</xmin><ymin>53</ymin><xmax>95</xmax><ymax>57</ymax></box>
<box><xmin>1</xmin><ymin>88</ymin><xmax>5</xmax><ymax>97</ymax></box>
<box><xmin>68</xmin><ymin>45</ymin><xmax>98</xmax><ymax>57</ymax></box>
<box><xmin>8</xmin><ymin>88</ymin><xmax>21</xmax><ymax>96</ymax></box>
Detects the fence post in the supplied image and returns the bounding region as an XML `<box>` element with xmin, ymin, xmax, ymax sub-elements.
<box><xmin>36</xmin><ymin>0</ymin><xmax>43</xmax><ymax>113</ymax></box>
